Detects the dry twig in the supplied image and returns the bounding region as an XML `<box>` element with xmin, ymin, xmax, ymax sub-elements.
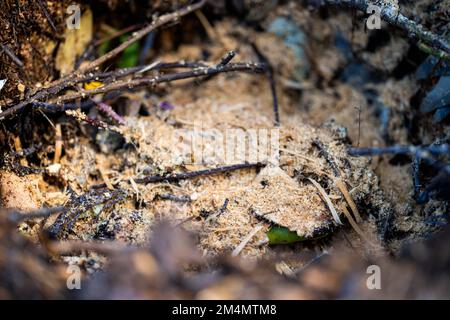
<box><xmin>93</xmin><ymin>162</ymin><xmax>265</xmax><ymax>189</ymax></box>
<box><xmin>0</xmin><ymin>0</ymin><xmax>206</xmax><ymax>120</ymax></box>
<box><xmin>323</xmin><ymin>0</ymin><xmax>450</xmax><ymax>53</ymax></box>
<box><xmin>53</xmin><ymin>62</ymin><xmax>264</xmax><ymax>104</ymax></box>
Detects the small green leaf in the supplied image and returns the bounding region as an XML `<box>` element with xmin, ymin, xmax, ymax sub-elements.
<box><xmin>267</xmin><ymin>226</ymin><xmax>304</xmax><ymax>245</ymax></box>
<box><xmin>98</xmin><ymin>40</ymin><xmax>111</xmax><ymax>56</ymax></box>
<box><xmin>117</xmin><ymin>35</ymin><xmax>140</xmax><ymax>68</ymax></box>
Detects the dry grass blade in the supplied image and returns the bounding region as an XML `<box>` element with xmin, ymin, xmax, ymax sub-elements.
<box><xmin>53</xmin><ymin>124</ymin><xmax>62</xmax><ymax>164</ymax></box>
<box><xmin>232</xmin><ymin>225</ymin><xmax>264</xmax><ymax>257</ymax></box>
<box><xmin>341</xmin><ymin>206</ymin><xmax>377</xmax><ymax>247</ymax></box>
<box><xmin>308</xmin><ymin>177</ymin><xmax>343</xmax><ymax>225</ymax></box>
<box><xmin>335</xmin><ymin>178</ymin><xmax>362</xmax><ymax>223</ymax></box>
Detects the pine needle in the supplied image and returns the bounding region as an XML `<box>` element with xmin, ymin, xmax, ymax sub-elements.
<box><xmin>341</xmin><ymin>206</ymin><xmax>377</xmax><ymax>247</ymax></box>
<box><xmin>335</xmin><ymin>178</ymin><xmax>362</xmax><ymax>223</ymax></box>
<box><xmin>232</xmin><ymin>225</ymin><xmax>264</xmax><ymax>257</ymax></box>
<box><xmin>308</xmin><ymin>178</ymin><xmax>343</xmax><ymax>225</ymax></box>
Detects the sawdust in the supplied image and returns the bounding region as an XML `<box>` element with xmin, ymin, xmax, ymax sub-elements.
<box><xmin>42</xmin><ymin>41</ymin><xmax>387</xmax><ymax>258</ymax></box>
<box><xmin>0</xmin><ymin>170</ymin><xmax>42</xmax><ymax>212</ymax></box>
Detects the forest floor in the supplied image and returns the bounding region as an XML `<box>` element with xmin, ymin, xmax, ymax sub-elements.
<box><xmin>0</xmin><ymin>0</ymin><xmax>449</xmax><ymax>299</ymax></box>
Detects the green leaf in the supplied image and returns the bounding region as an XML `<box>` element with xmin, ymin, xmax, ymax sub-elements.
<box><xmin>267</xmin><ymin>226</ymin><xmax>304</xmax><ymax>245</ymax></box>
<box><xmin>98</xmin><ymin>40</ymin><xmax>111</xmax><ymax>57</ymax></box>
<box><xmin>117</xmin><ymin>35</ymin><xmax>140</xmax><ymax>68</ymax></box>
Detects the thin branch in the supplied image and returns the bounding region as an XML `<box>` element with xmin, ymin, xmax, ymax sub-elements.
<box><xmin>313</xmin><ymin>139</ymin><xmax>341</xmax><ymax>177</ymax></box>
<box><xmin>78</xmin><ymin>0</ymin><xmax>206</xmax><ymax>74</ymax></box>
<box><xmin>132</xmin><ymin>162</ymin><xmax>264</xmax><ymax>185</ymax></box>
<box><xmin>323</xmin><ymin>0</ymin><xmax>450</xmax><ymax>53</ymax></box>
<box><xmin>36</xmin><ymin>0</ymin><xmax>57</xmax><ymax>33</ymax></box>
<box><xmin>418</xmin><ymin>42</ymin><xmax>450</xmax><ymax>62</ymax></box>
<box><xmin>94</xmin><ymin>24</ymin><xmax>144</xmax><ymax>47</ymax></box>
<box><xmin>7</xmin><ymin>206</ymin><xmax>66</xmax><ymax>224</ymax></box>
<box><xmin>93</xmin><ymin>162</ymin><xmax>265</xmax><ymax>189</ymax></box>
<box><xmin>94</xmin><ymin>101</ymin><xmax>126</xmax><ymax>125</ymax></box>
<box><xmin>313</xmin><ymin>138</ymin><xmax>362</xmax><ymax>223</ymax></box>
<box><xmin>25</xmin><ymin>62</ymin><xmax>205</xmax><ymax>113</ymax></box>
<box><xmin>0</xmin><ymin>60</ymin><xmax>245</xmax><ymax>119</ymax></box>
<box><xmin>251</xmin><ymin>43</ymin><xmax>280</xmax><ymax>126</ymax></box>
<box><xmin>348</xmin><ymin>144</ymin><xmax>450</xmax><ymax>175</ymax></box>
<box><xmin>200</xmin><ymin>50</ymin><xmax>237</xmax><ymax>82</ymax></box>
<box><xmin>52</xmin><ymin>63</ymin><xmax>265</xmax><ymax>104</ymax></box>
<box><xmin>47</xmin><ymin>240</ymin><xmax>134</xmax><ymax>255</ymax></box>
<box><xmin>348</xmin><ymin>144</ymin><xmax>450</xmax><ymax>158</ymax></box>
<box><xmin>0</xmin><ymin>43</ymin><xmax>24</xmax><ymax>68</ymax></box>
<box><xmin>0</xmin><ymin>0</ymin><xmax>206</xmax><ymax>120</ymax></box>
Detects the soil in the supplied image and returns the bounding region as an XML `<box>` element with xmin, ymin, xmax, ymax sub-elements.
<box><xmin>0</xmin><ymin>0</ymin><xmax>448</xmax><ymax>299</ymax></box>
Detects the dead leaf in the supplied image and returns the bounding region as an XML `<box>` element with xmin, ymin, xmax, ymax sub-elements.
<box><xmin>55</xmin><ymin>8</ymin><xmax>93</xmax><ymax>75</ymax></box>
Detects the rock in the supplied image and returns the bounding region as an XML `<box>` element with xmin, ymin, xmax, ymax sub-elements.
<box><xmin>267</xmin><ymin>17</ymin><xmax>309</xmax><ymax>79</ymax></box>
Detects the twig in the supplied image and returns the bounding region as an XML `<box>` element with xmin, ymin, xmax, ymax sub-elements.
<box><xmin>335</xmin><ymin>178</ymin><xmax>362</xmax><ymax>223</ymax></box>
<box><xmin>251</xmin><ymin>43</ymin><xmax>280</xmax><ymax>126</ymax></box>
<box><xmin>36</xmin><ymin>0</ymin><xmax>57</xmax><ymax>33</ymax></box>
<box><xmin>417</xmin><ymin>42</ymin><xmax>450</xmax><ymax>62</ymax></box>
<box><xmin>7</xmin><ymin>206</ymin><xmax>66</xmax><ymax>224</ymax></box>
<box><xmin>95</xmin><ymin>101</ymin><xmax>126</xmax><ymax>125</ymax></box>
<box><xmin>58</xmin><ymin>61</ymin><xmax>207</xmax><ymax>87</ymax></box>
<box><xmin>136</xmin><ymin>61</ymin><xmax>207</xmax><ymax>75</ymax></box>
<box><xmin>314</xmin><ymin>138</ymin><xmax>362</xmax><ymax>222</ymax></box>
<box><xmin>323</xmin><ymin>0</ymin><xmax>450</xmax><ymax>53</ymax></box>
<box><xmin>200</xmin><ymin>50</ymin><xmax>236</xmax><ymax>82</ymax></box>
<box><xmin>348</xmin><ymin>144</ymin><xmax>450</xmax><ymax>158</ymax></box>
<box><xmin>78</xmin><ymin>0</ymin><xmax>206</xmax><ymax>74</ymax></box>
<box><xmin>47</xmin><ymin>240</ymin><xmax>134</xmax><ymax>255</ymax></box>
<box><xmin>65</xmin><ymin>109</ymin><xmax>121</xmax><ymax>132</ymax></box>
<box><xmin>0</xmin><ymin>61</ymin><xmax>260</xmax><ymax>120</ymax></box>
<box><xmin>313</xmin><ymin>139</ymin><xmax>341</xmax><ymax>177</ymax></box>
<box><xmin>135</xmin><ymin>162</ymin><xmax>264</xmax><ymax>184</ymax></box>
<box><xmin>195</xmin><ymin>9</ymin><xmax>217</xmax><ymax>41</ymax></box>
<box><xmin>52</xmin><ymin>63</ymin><xmax>264</xmax><ymax>104</ymax></box>
<box><xmin>218</xmin><ymin>51</ymin><xmax>237</xmax><ymax>66</ymax></box>
<box><xmin>0</xmin><ymin>1</ymin><xmax>206</xmax><ymax>120</ymax></box>
<box><xmin>0</xmin><ymin>62</ymin><xmax>152</xmax><ymax>118</ymax></box>
<box><xmin>94</xmin><ymin>24</ymin><xmax>144</xmax><ymax>47</ymax></box>
<box><xmin>412</xmin><ymin>156</ymin><xmax>422</xmax><ymax>200</ymax></box>
<box><xmin>0</xmin><ymin>43</ymin><xmax>24</xmax><ymax>68</ymax></box>
<box><xmin>219</xmin><ymin>198</ymin><xmax>229</xmax><ymax>215</ymax></box>
<box><xmin>93</xmin><ymin>162</ymin><xmax>265</xmax><ymax>189</ymax></box>
<box><xmin>349</xmin><ymin>144</ymin><xmax>450</xmax><ymax>175</ymax></box>
<box><xmin>158</xmin><ymin>194</ymin><xmax>192</xmax><ymax>202</ymax></box>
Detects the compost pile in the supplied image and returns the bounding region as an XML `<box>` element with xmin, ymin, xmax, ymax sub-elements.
<box><xmin>0</xmin><ymin>0</ymin><xmax>449</xmax><ymax>299</ymax></box>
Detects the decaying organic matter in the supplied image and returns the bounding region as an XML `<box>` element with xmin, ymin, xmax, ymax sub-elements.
<box><xmin>0</xmin><ymin>0</ymin><xmax>449</xmax><ymax>299</ymax></box>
